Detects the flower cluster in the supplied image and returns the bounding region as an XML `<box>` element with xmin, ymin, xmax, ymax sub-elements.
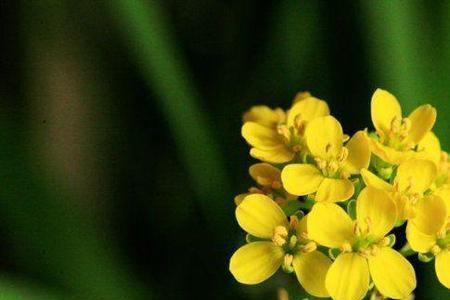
<box><xmin>230</xmin><ymin>89</ymin><xmax>450</xmax><ymax>300</ymax></box>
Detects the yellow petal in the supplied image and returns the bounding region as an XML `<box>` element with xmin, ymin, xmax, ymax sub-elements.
<box><xmin>249</xmin><ymin>163</ymin><xmax>281</xmax><ymax>186</ymax></box>
<box><xmin>243</xmin><ymin>105</ymin><xmax>285</xmax><ymax>128</ymax></box>
<box><xmin>315</xmin><ymin>178</ymin><xmax>354</xmax><ymax>203</ymax></box>
<box><xmin>234</xmin><ymin>193</ymin><xmax>249</xmax><ymax>206</ymax></box>
<box><xmin>368</xmin><ymin>138</ymin><xmax>414</xmax><ymax>165</ymax></box>
<box><xmin>229</xmin><ymin>241</ymin><xmax>284</xmax><ymax>284</ymax></box>
<box><xmin>242</xmin><ymin>122</ymin><xmax>283</xmax><ymax>150</ymax></box>
<box><xmin>360</xmin><ymin>168</ymin><xmax>393</xmax><ymax>191</ymax></box>
<box><xmin>293</xmin><ymin>251</ymin><xmax>331</xmax><ymax>298</ymax></box>
<box><xmin>435</xmin><ymin>250</ymin><xmax>450</xmax><ymax>289</ymax></box>
<box><xmin>305</xmin><ymin>116</ymin><xmax>343</xmax><ymax>159</ymax></box>
<box><xmin>308</xmin><ymin>203</ymin><xmax>354</xmax><ymax>248</ymax></box>
<box><xmin>250</xmin><ymin>146</ymin><xmax>294</xmax><ymax>164</ymax></box>
<box><xmin>410</xmin><ymin>195</ymin><xmax>447</xmax><ymax>235</ymax></box>
<box><xmin>371</xmin><ymin>89</ymin><xmax>402</xmax><ymax>134</ymax></box>
<box><xmin>395</xmin><ymin>159</ymin><xmax>437</xmax><ymax>194</ymax></box>
<box><xmin>287</xmin><ymin>97</ymin><xmax>330</xmax><ymax>127</ymax></box>
<box><xmin>416</xmin><ymin>132</ymin><xmax>441</xmax><ymax>165</ymax></box>
<box><xmin>236</xmin><ymin>194</ymin><xmax>288</xmax><ymax>238</ymax></box>
<box><xmin>342</xmin><ymin>131</ymin><xmax>370</xmax><ymax>174</ymax></box>
<box><xmin>326</xmin><ymin>253</ymin><xmax>369</xmax><ymax>300</ymax></box>
<box><xmin>406</xmin><ymin>223</ymin><xmax>436</xmax><ymax>253</ymax></box>
<box><xmin>356</xmin><ymin>187</ymin><xmax>396</xmax><ymax>239</ymax></box>
<box><xmin>404</xmin><ymin>104</ymin><xmax>436</xmax><ymax>146</ymax></box>
<box><xmin>281</xmin><ymin>164</ymin><xmax>323</xmax><ymax>196</ymax></box>
<box><xmin>368</xmin><ymin>247</ymin><xmax>416</xmax><ymax>299</ymax></box>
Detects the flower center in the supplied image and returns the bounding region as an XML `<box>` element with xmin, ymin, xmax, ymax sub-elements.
<box><xmin>380</xmin><ymin>116</ymin><xmax>412</xmax><ymax>150</ymax></box>
<box><xmin>314</xmin><ymin>147</ymin><xmax>349</xmax><ymax>178</ymax></box>
<box><xmin>272</xmin><ymin>217</ymin><xmax>318</xmax><ymax>273</ymax></box>
<box><xmin>340</xmin><ymin>218</ymin><xmax>390</xmax><ymax>258</ymax></box>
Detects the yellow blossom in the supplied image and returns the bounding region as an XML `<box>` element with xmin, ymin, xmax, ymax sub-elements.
<box><xmin>229</xmin><ymin>194</ymin><xmax>332</xmax><ymax>297</ymax></box>
<box><xmin>361</xmin><ymin>159</ymin><xmax>448</xmax><ymax>235</ymax></box>
<box><xmin>241</xmin><ymin>95</ymin><xmax>329</xmax><ymax>163</ymax></box>
<box><xmin>234</xmin><ymin>163</ymin><xmax>295</xmax><ymax>205</ymax></box>
<box><xmin>281</xmin><ymin>116</ymin><xmax>370</xmax><ymax>202</ymax></box>
<box><xmin>308</xmin><ymin>187</ymin><xmax>416</xmax><ymax>300</ymax></box>
<box><xmin>368</xmin><ymin>89</ymin><xmax>436</xmax><ymax>165</ymax></box>
<box><xmin>406</xmin><ymin>215</ymin><xmax>450</xmax><ymax>289</ymax></box>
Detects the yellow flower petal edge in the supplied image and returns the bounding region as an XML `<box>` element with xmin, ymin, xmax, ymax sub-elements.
<box><xmin>356</xmin><ymin>187</ymin><xmax>396</xmax><ymax>239</ymax></box>
<box><xmin>308</xmin><ymin>203</ymin><xmax>354</xmax><ymax>248</ymax></box>
<box><xmin>287</xmin><ymin>97</ymin><xmax>330</xmax><ymax>127</ymax></box>
<box><xmin>229</xmin><ymin>241</ymin><xmax>284</xmax><ymax>284</ymax></box>
<box><xmin>343</xmin><ymin>131</ymin><xmax>370</xmax><ymax>174</ymax></box>
<box><xmin>315</xmin><ymin>178</ymin><xmax>354</xmax><ymax>203</ymax></box>
<box><xmin>395</xmin><ymin>159</ymin><xmax>437</xmax><ymax>194</ymax></box>
<box><xmin>404</xmin><ymin>104</ymin><xmax>437</xmax><ymax>146</ymax></box>
<box><xmin>360</xmin><ymin>168</ymin><xmax>393</xmax><ymax>191</ymax></box>
<box><xmin>325</xmin><ymin>253</ymin><xmax>370</xmax><ymax>300</ymax></box>
<box><xmin>368</xmin><ymin>247</ymin><xmax>416</xmax><ymax>299</ymax></box>
<box><xmin>406</xmin><ymin>223</ymin><xmax>436</xmax><ymax>253</ymax></box>
<box><xmin>235</xmin><ymin>194</ymin><xmax>288</xmax><ymax>239</ymax></box>
<box><xmin>305</xmin><ymin>116</ymin><xmax>343</xmax><ymax>159</ymax></box>
<box><xmin>281</xmin><ymin>164</ymin><xmax>324</xmax><ymax>196</ymax></box>
<box><xmin>243</xmin><ymin>105</ymin><xmax>285</xmax><ymax>128</ymax></box>
<box><xmin>410</xmin><ymin>195</ymin><xmax>447</xmax><ymax>236</ymax></box>
<box><xmin>371</xmin><ymin>89</ymin><xmax>402</xmax><ymax>134</ymax></box>
<box><xmin>293</xmin><ymin>251</ymin><xmax>331</xmax><ymax>298</ymax></box>
<box><xmin>435</xmin><ymin>250</ymin><xmax>450</xmax><ymax>289</ymax></box>
<box><xmin>249</xmin><ymin>163</ymin><xmax>281</xmax><ymax>187</ymax></box>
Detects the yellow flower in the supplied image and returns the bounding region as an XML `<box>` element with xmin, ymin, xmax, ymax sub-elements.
<box><xmin>229</xmin><ymin>194</ymin><xmax>332</xmax><ymax>297</ymax></box>
<box><xmin>281</xmin><ymin>116</ymin><xmax>370</xmax><ymax>202</ymax></box>
<box><xmin>234</xmin><ymin>163</ymin><xmax>295</xmax><ymax>205</ymax></box>
<box><xmin>369</xmin><ymin>89</ymin><xmax>436</xmax><ymax>165</ymax></box>
<box><xmin>241</xmin><ymin>95</ymin><xmax>329</xmax><ymax>163</ymax></box>
<box><xmin>308</xmin><ymin>187</ymin><xmax>416</xmax><ymax>300</ymax></box>
<box><xmin>407</xmin><ymin>217</ymin><xmax>450</xmax><ymax>289</ymax></box>
<box><xmin>361</xmin><ymin>159</ymin><xmax>448</xmax><ymax>235</ymax></box>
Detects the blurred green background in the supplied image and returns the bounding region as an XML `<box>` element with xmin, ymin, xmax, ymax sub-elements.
<box><xmin>1</xmin><ymin>0</ymin><xmax>450</xmax><ymax>299</ymax></box>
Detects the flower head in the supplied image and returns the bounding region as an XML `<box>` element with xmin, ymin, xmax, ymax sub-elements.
<box><xmin>362</xmin><ymin>159</ymin><xmax>448</xmax><ymax>235</ymax></box>
<box><xmin>229</xmin><ymin>194</ymin><xmax>332</xmax><ymax>297</ymax></box>
<box><xmin>308</xmin><ymin>187</ymin><xmax>416</xmax><ymax>300</ymax></box>
<box><xmin>407</xmin><ymin>213</ymin><xmax>450</xmax><ymax>288</ymax></box>
<box><xmin>369</xmin><ymin>89</ymin><xmax>436</xmax><ymax>165</ymax></box>
<box><xmin>281</xmin><ymin>116</ymin><xmax>370</xmax><ymax>202</ymax></box>
<box><xmin>241</xmin><ymin>95</ymin><xmax>329</xmax><ymax>163</ymax></box>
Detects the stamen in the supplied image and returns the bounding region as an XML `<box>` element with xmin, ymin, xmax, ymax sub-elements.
<box><xmin>337</xmin><ymin>147</ymin><xmax>349</xmax><ymax>162</ymax></box>
<box><xmin>340</xmin><ymin>242</ymin><xmax>352</xmax><ymax>253</ymax></box>
<box><xmin>431</xmin><ymin>245</ymin><xmax>442</xmax><ymax>256</ymax></box>
<box><xmin>272</xmin><ymin>226</ymin><xmax>288</xmax><ymax>246</ymax></box>
<box><xmin>277</xmin><ymin>125</ymin><xmax>291</xmax><ymax>143</ymax></box>
<box><xmin>301</xmin><ymin>241</ymin><xmax>317</xmax><ymax>253</ymax></box>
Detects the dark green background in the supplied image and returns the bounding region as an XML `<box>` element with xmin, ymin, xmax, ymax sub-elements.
<box><xmin>0</xmin><ymin>0</ymin><xmax>449</xmax><ymax>299</ymax></box>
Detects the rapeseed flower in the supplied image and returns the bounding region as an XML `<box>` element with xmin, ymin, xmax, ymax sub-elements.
<box><xmin>241</xmin><ymin>95</ymin><xmax>329</xmax><ymax>163</ymax></box>
<box><xmin>407</xmin><ymin>214</ymin><xmax>450</xmax><ymax>288</ymax></box>
<box><xmin>281</xmin><ymin>116</ymin><xmax>370</xmax><ymax>202</ymax></box>
<box><xmin>368</xmin><ymin>89</ymin><xmax>436</xmax><ymax>165</ymax></box>
<box><xmin>229</xmin><ymin>194</ymin><xmax>332</xmax><ymax>297</ymax></box>
<box><xmin>308</xmin><ymin>187</ymin><xmax>416</xmax><ymax>300</ymax></box>
<box><xmin>361</xmin><ymin>159</ymin><xmax>448</xmax><ymax>235</ymax></box>
<box><xmin>234</xmin><ymin>163</ymin><xmax>294</xmax><ymax>205</ymax></box>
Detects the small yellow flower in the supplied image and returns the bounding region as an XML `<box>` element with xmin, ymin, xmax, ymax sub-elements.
<box><xmin>361</xmin><ymin>159</ymin><xmax>448</xmax><ymax>235</ymax></box>
<box><xmin>234</xmin><ymin>163</ymin><xmax>295</xmax><ymax>205</ymax></box>
<box><xmin>308</xmin><ymin>187</ymin><xmax>416</xmax><ymax>300</ymax></box>
<box><xmin>406</xmin><ymin>217</ymin><xmax>450</xmax><ymax>289</ymax></box>
<box><xmin>229</xmin><ymin>194</ymin><xmax>332</xmax><ymax>297</ymax></box>
<box><xmin>241</xmin><ymin>95</ymin><xmax>329</xmax><ymax>163</ymax></box>
<box><xmin>281</xmin><ymin>116</ymin><xmax>370</xmax><ymax>202</ymax></box>
<box><xmin>369</xmin><ymin>89</ymin><xmax>437</xmax><ymax>165</ymax></box>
